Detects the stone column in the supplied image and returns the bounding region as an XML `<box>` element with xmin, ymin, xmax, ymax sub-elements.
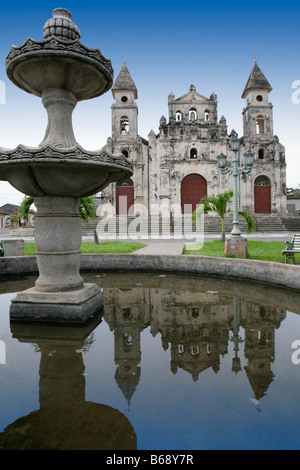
<box><xmin>10</xmin><ymin>197</ymin><xmax>103</xmax><ymax>323</ymax></box>
<box><xmin>40</xmin><ymin>88</ymin><xmax>78</xmax><ymax>148</ymax></box>
<box><xmin>34</xmin><ymin>196</ymin><xmax>83</xmax><ymax>292</ymax></box>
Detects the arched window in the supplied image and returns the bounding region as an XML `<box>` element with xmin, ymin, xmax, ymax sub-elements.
<box><xmin>255</xmin><ymin>175</ymin><xmax>271</xmax><ymax>186</ymax></box>
<box><xmin>122</xmin><ymin>332</ymin><xmax>132</xmax><ymax>351</ymax></box>
<box><xmin>120</xmin><ymin>116</ymin><xmax>129</xmax><ymax>134</ymax></box>
<box><xmin>204</xmin><ymin>109</ymin><xmax>210</xmax><ymax>122</ymax></box>
<box><xmin>122</xmin><ymin>307</ymin><xmax>131</xmax><ymax>319</ymax></box>
<box><xmin>117</xmin><ymin>178</ymin><xmax>134</xmax><ymax>187</ymax></box>
<box><xmin>258</xmin><ymin>148</ymin><xmax>265</xmax><ymax>160</ymax></box>
<box><xmin>190</xmin><ymin>148</ymin><xmax>197</xmax><ymax>159</ymax></box>
<box><xmin>176</xmin><ymin>111</ymin><xmax>182</xmax><ymax>122</ymax></box>
<box><xmin>191</xmin><ymin>344</ymin><xmax>200</xmax><ymax>358</ymax></box>
<box><xmin>121</xmin><ymin>149</ymin><xmax>129</xmax><ymax>158</ymax></box>
<box><xmin>189</xmin><ymin>108</ymin><xmax>197</xmax><ymax>121</ymax></box>
<box><xmin>256</xmin><ymin>115</ymin><xmax>265</xmax><ymax>134</ymax></box>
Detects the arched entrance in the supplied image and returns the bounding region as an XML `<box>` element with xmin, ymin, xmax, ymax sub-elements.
<box><xmin>116</xmin><ymin>179</ymin><xmax>134</xmax><ymax>215</ymax></box>
<box><xmin>181</xmin><ymin>174</ymin><xmax>207</xmax><ymax>214</ymax></box>
<box><xmin>254</xmin><ymin>176</ymin><xmax>271</xmax><ymax>213</ymax></box>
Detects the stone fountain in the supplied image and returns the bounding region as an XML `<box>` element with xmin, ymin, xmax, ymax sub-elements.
<box><xmin>0</xmin><ymin>8</ymin><xmax>133</xmax><ymax>323</ymax></box>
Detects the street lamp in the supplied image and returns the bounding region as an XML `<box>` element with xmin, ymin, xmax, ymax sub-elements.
<box><xmin>230</xmin><ymin>297</ymin><xmax>244</xmax><ymax>374</ymax></box>
<box><xmin>218</xmin><ymin>134</ymin><xmax>254</xmax><ymax>238</ymax></box>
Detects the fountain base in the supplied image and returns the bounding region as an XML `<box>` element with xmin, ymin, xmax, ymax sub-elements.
<box><xmin>10</xmin><ymin>283</ymin><xmax>103</xmax><ymax>323</ymax></box>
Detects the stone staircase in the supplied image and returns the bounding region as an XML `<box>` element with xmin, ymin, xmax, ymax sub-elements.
<box><xmin>254</xmin><ymin>215</ymin><xmax>287</xmax><ymax>232</ymax></box>
<box><xmin>5</xmin><ymin>215</ymin><xmax>299</xmax><ymax>238</ymax></box>
<box><xmin>82</xmin><ymin>214</ymin><xmax>300</xmax><ymax>237</ymax></box>
<box><xmin>281</xmin><ymin>217</ymin><xmax>300</xmax><ymax>232</ymax></box>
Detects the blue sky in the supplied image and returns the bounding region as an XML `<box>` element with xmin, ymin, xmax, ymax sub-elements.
<box><xmin>0</xmin><ymin>0</ymin><xmax>299</xmax><ymax>206</ymax></box>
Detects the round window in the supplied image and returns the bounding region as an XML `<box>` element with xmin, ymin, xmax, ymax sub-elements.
<box><xmin>121</xmin><ymin>96</ymin><xmax>128</xmax><ymax>103</ymax></box>
<box><xmin>256</xmin><ymin>95</ymin><xmax>263</xmax><ymax>102</ymax></box>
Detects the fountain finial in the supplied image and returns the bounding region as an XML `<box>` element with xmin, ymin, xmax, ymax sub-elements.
<box><xmin>53</xmin><ymin>8</ymin><xmax>72</xmax><ymax>19</ymax></box>
<box><xmin>43</xmin><ymin>7</ymin><xmax>81</xmax><ymax>41</ymax></box>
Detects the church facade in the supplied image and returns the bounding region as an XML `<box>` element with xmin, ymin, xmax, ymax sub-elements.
<box><xmin>102</xmin><ymin>61</ymin><xmax>287</xmax><ymax>218</ymax></box>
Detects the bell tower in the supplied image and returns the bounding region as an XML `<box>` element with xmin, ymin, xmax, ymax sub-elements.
<box><xmin>103</xmin><ymin>62</ymin><xmax>149</xmax><ymax>214</ymax></box>
<box><xmin>242</xmin><ymin>60</ymin><xmax>273</xmax><ymax>139</ymax></box>
<box><xmin>111</xmin><ymin>61</ymin><xmax>138</xmax><ymax>141</ymax></box>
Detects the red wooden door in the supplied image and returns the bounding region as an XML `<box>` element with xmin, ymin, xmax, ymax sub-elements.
<box><xmin>181</xmin><ymin>174</ymin><xmax>207</xmax><ymax>214</ymax></box>
<box><xmin>254</xmin><ymin>185</ymin><xmax>271</xmax><ymax>213</ymax></box>
<box><xmin>116</xmin><ymin>186</ymin><xmax>134</xmax><ymax>215</ymax></box>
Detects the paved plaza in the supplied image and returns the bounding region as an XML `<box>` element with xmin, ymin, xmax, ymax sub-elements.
<box><xmin>0</xmin><ymin>228</ymin><xmax>296</xmax><ymax>256</ymax></box>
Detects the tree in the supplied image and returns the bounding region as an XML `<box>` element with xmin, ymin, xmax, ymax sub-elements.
<box><xmin>18</xmin><ymin>196</ymin><xmax>34</xmax><ymax>222</ymax></box>
<box><xmin>192</xmin><ymin>190</ymin><xmax>256</xmax><ymax>243</ymax></box>
<box><xmin>18</xmin><ymin>196</ymin><xmax>97</xmax><ymax>223</ymax></box>
<box><xmin>7</xmin><ymin>215</ymin><xmax>19</xmax><ymax>227</ymax></box>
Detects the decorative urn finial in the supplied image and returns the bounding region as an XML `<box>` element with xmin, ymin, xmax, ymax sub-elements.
<box><xmin>43</xmin><ymin>8</ymin><xmax>81</xmax><ymax>41</ymax></box>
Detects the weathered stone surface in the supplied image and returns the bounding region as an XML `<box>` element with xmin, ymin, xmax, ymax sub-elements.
<box><xmin>34</xmin><ymin>197</ymin><xmax>83</xmax><ymax>292</ymax></box>
<box><xmin>0</xmin><ymin>239</ymin><xmax>24</xmax><ymax>257</ymax></box>
<box><xmin>0</xmin><ymin>145</ymin><xmax>133</xmax><ymax>197</ymax></box>
<box><xmin>225</xmin><ymin>237</ymin><xmax>249</xmax><ymax>259</ymax></box>
<box><xmin>1</xmin><ymin>253</ymin><xmax>299</xmax><ymax>292</ymax></box>
<box><xmin>10</xmin><ymin>283</ymin><xmax>103</xmax><ymax>323</ymax></box>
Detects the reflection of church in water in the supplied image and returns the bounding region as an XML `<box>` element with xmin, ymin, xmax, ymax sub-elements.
<box><xmin>103</xmin><ymin>285</ymin><xmax>286</xmax><ymax>408</ymax></box>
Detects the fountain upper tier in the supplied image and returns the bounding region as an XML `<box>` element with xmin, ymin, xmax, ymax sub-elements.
<box><xmin>0</xmin><ymin>8</ymin><xmax>133</xmax><ymax>197</ymax></box>
<box><xmin>6</xmin><ymin>8</ymin><xmax>113</xmax><ymax>101</ymax></box>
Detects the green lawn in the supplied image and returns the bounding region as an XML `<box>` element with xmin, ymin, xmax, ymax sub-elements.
<box><xmin>184</xmin><ymin>240</ymin><xmax>297</xmax><ymax>264</ymax></box>
<box><xmin>24</xmin><ymin>241</ymin><xmax>147</xmax><ymax>255</ymax></box>
<box><xmin>24</xmin><ymin>239</ymin><xmax>298</xmax><ymax>264</ymax></box>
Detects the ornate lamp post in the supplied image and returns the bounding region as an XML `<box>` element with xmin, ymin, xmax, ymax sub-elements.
<box><xmin>217</xmin><ymin>133</ymin><xmax>254</xmax><ymax>257</ymax></box>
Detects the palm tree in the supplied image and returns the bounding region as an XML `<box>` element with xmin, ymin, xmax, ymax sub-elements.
<box><xmin>192</xmin><ymin>190</ymin><xmax>256</xmax><ymax>243</ymax></box>
<box><xmin>18</xmin><ymin>196</ymin><xmax>97</xmax><ymax>224</ymax></box>
<box><xmin>78</xmin><ymin>196</ymin><xmax>97</xmax><ymax>223</ymax></box>
<box><xmin>18</xmin><ymin>196</ymin><xmax>35</xmax><ymax>222</ymax></box>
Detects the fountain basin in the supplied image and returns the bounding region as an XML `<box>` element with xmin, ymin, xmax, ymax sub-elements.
<box><xmin>0</xmin><ymin>145</ymin><xmax>133</xmax><ymax>197</ymax></box>
<box><xmin>6</xmin><ymin>37</ymin><xmax>113</xmax><ymax>101</ymax></box>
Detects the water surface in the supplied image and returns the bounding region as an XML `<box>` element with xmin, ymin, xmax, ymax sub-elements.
<box><xmin>0</xmin><ymin>272</ymin><xmax>299</xmax><ymax>450</ymax></box>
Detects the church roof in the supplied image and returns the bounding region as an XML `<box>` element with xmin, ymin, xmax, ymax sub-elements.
<box><xmin>112</xmin><ymin>62</ymin><xmax>138</xmax><ymax>99</ymax></box>
<box><xmin>174</xmin><ymin>84</ymin><xmax>210</xmax><ymax>103</ymax></box>
<box><xmin>0</xmin><ymin>203</ymin><xmax>35</xmax><ymax>216</ymax></box>
<box><xmin>242</xmin><ymin>62</ymin><xmax>272</xmax><ymax>98</ymax></box>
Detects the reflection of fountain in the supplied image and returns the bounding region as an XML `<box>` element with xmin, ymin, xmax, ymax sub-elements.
<box><xmin>0</xmin><ymin>315</ymin><xmax>137</xmax><ymax>450</ymax></box>
<box><xmin>0</xmin><ymin>9</ymin><xmax>132</xmax><ymax>323</ymax></box>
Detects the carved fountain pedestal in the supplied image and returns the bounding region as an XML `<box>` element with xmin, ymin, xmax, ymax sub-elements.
<box><xmin>10</xmin><ymin>196</ymin><xmax>102</xmax><ymax>323</ymax></box>
<box><xmin>0</xmin><ymin>8</ymin><xmax>133</xmax><ymax>323</ymax></box>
